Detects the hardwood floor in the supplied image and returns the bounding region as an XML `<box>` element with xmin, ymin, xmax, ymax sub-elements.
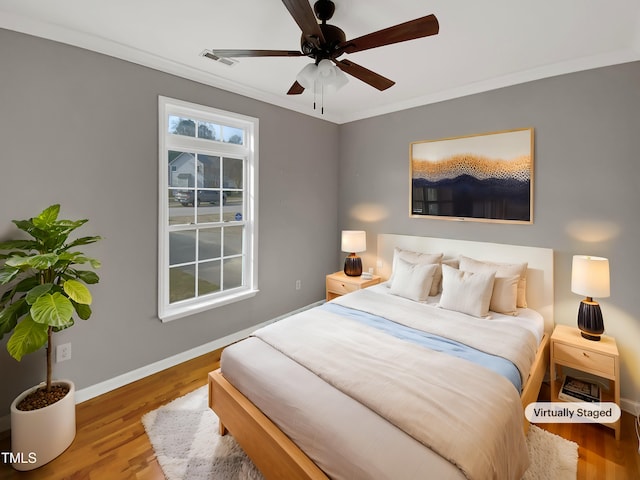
<box><xmin>0</xmin><ymin>349</ymin><xmax>638</xmax><ymax>479</ymax></box>
<box><xmin>0</xmin><ymin>349</ymin><xmax>222</xmax><ymax>480</ymax></box>
<box><xmin>537</xmin><ymin>383</ymin><xmax>640</xmax><ymax>479</ymax></box>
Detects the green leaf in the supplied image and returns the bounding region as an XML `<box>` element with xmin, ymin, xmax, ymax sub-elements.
<box><xmin>0</xmin><ymin>266</ymin><xmax>20</xmax><ymax>285</ymax></box>
<box><xmin>0</xmin><ymin>298</ymin><xmax>27</xmax><ymax>337</ymax></box>
<box><xmin>55</xmin><ymin>219</ymin><xmax>88</xmax><ymax>230</ymax></box>
<box><xmin>3</xmin><ymin>256</ymin><xmax>30</xmax><ymax>269</ymax></box>
<box><xmin>57</xmin><ymin>253</ymin><xmax>101</xmax><ymax>270</ymax></box>
<box><xmin>53</xmin><ymin>319</ymin><xmax>74</xmax><ymax>332</ymax></box>
<box><xmin>0</xmin><ymin>240</ymin><xmax>40</xmax><ymax>252</ymax></box>
<box><xmin>5</xmin><ymin>253</ymin><xmax>58</xmax><ymax>270</ymax></box>
<box><xmin>12</xmin><ymin>276</ymin><xmax>40</xmax><ymax>294</ymax></box>
<box><xmin>63</xmin><ymin>279</ymin><xmax>92</xmax><ymax>305</ymax></box>
<box><xmin>70</xmin><ymin>270</ymin><xmax>100</xmax><ymax>285</ymax></box>
<box><xmin>6</xmin><ymin>315</ymin><xmax>49</xmax><ymax>361</ymax></box>
<box><xmin>0</xmin><ymin>289</ymin><xmax>12</xmax><ymax>306</ymax></box>
<box><xmin>72</xmin><ymin>300</ymin><xmax>92</xmax><ymax>320</ymax></box>
<box><xmin>1</xmin><ymin>278</ymin><xmax>39</xmax><ymax>307</ymax></box>
<box><xmin>12</xmin><ymin>219</ymin><xmax>38</xmax><ymax>235</ymax></box>
<box><xmin>33</xmin><ymin>204</ymin><xmax>60</xmax><ymax>229</ymax></box>
<box><xmin>28</xmin><ymin>253</ymin><xmax>59</xmax><ymax>270</ymax></box>
<box><xmin>65</xmin><ymin>236</ymin><xmax>102</xmax><ymax>249</ymax></box>
<box><xmin>58</xmin><ymin>251</ymin><xmax>79</xmax><ymax>262</ymax></box>
<box><xmin>26</xmin><ymin>283</ymin><xmax>54</xmax><ymax>305</ymax></box>
<box><xmin>30</xmin><ymin>292</ymin><xmax>74</xmax><ymax>328</ymax></box>
<box><xmin>0</xmin><ymin>314</ymin><xmax>18</xmax><ymax>338</ymax></box>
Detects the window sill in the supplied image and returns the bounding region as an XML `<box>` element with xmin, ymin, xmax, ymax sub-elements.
<box><xmin>159</xmin><ymin>288</ymin><xmax>259</xmax><ymax>323</ymax></box>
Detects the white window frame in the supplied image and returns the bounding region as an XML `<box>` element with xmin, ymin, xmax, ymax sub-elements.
<box><xmin>158</xmin><ymin>96</ymin><xmax>258</xmax><ymax>322</ymax></box>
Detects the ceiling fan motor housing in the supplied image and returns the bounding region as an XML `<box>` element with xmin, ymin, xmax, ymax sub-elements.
<box><xmin>301</xmin><ymin>23</ymin><xmax>346</xmax><ymax>60</ymax></box>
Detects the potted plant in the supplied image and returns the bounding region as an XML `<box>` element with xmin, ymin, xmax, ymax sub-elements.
<box><xmin>0</xmin><ymin>204</ymin><xmax>101</xmax><ymax>470</ymax></box>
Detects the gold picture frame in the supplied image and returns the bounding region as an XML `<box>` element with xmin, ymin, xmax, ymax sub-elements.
<box><xmin>410</xmin><ymin>128</ymin><xmax>534</xmax><ymax>224</ymax></box>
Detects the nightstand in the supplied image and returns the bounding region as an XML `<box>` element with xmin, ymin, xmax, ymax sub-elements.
<box><xmin>550</xmin><ymin>324</ymin><xmax>620</xmax><ymax>439</ymax></box>
<box><xmin>325</xmin><ymin>271</ymin><xmax>381</xmax><ymax>301</ymax></box>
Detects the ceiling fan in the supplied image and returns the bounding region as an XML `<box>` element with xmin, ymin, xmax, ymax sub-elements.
<box><xmin>206</xmin><ymin>0</ymin><xmax>439</xmax><ymax>95</ymax></box>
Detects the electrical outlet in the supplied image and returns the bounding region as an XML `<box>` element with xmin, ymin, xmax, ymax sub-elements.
<box><xmin>56</xmin><ymin>343</ymin><xmax>71</xmax><ymax>363</ymax></box>
<box><xmin>295</xmin><ymin>279</ymin><xmax>301</xmax><ymax>290</ymax></box>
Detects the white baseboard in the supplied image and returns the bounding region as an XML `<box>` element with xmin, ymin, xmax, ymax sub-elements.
<box><xmin>0</xmin><ymin>301</ymin><xmax>324</xmax><ymax>433</ymax></box>
<box><xmin>77</xmin><ymin>300</ymin><xmax>323</xmax><ymax>403</ymax></box>
<box><xmin>75</xmin><ymin>324</ymin><xmax>264</xmax><ymax>404</ymax></box>
<box><xmin>621</xmin><ymin>398</ymin><xmax>640</xmax><ymax>416</ymax></box>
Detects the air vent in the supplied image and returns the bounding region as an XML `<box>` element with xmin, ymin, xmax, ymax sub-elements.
<box><xmin>200</xmin><ymin>50</ymin><xmax>238</xmax><ymax>67</ymax></box>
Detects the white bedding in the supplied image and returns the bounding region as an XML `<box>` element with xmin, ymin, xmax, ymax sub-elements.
<box><xmin>253</xmin><ymin>300</ymin><xmax>531</xmax><ymax>480</ymax></box>
<box><xmin>220</xmin><ymin>284</ymin><xmax>542</xmax><ymax>480</ymax></box>
<box><xmin>222</xmin><ymin>337</ymin><xmax>468</xmax><ymax>480</ymax></box>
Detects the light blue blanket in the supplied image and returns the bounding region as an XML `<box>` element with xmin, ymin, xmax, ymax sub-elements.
<box><xmin>321</xmin><ymin>302</ymin><xmax>522</xmax><ymax>392</ymax></box>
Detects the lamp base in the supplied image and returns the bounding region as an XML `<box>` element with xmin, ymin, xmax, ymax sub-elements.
<box><xmin>580</xmin><ymin>331</ymin><xmax>602</xmax><ymax>341</ymax></box>
<box><xmin>343</xmin><ymin>253</ymin><xmax>362</xmax><ymax>277</ymax></box>
<box><xmin>577</xmin><ymin>298</ymin><xmax>604</xmax><ymax>341</ymax></box>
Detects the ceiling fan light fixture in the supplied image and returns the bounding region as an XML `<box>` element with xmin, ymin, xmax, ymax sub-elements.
<box><xmin>295</xmin><ymin>59</ymin><xmax>348</xmax><ymax>93</ymax></box>
<box><xmin>295</xmin><ymin>62</ymin><xmax>318</xmax><ymax>89</ymax></box>
<box><xmin>317</xmin><ymin>59</ymin><xmax>348</xmax><ymax>93</ymax></box>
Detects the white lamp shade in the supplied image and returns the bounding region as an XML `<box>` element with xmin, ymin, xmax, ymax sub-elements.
<box><xmin>571</xmin><ymin>255</ymin><xmax>610</xmax><ymax>298</ymax></box>
<box><xmin>295</xmin><ymin>63</ymin><xmax>317</xmax><ymax>89</ymax></box>
<box><xmin>316</xmin><ymin>59</ymin><xmax>348</xmax><ymax>93</ymax></box>
<box><xmin>295</xmin><ymin>60</ymin><xmax>348</xmax><ymax>92</ymax></box>
<box><xmin>341</xmin><ymin>230</ymin><xmax>366</xmax><ymax>253</ymax></box>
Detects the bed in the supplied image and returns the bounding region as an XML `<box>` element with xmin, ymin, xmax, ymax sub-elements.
<box><xmin>209</xmin><ymin>234</ymin><xmax>554</xmax><ymax>480</ymax></box>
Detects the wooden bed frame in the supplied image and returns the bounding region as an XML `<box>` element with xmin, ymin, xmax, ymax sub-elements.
<box><xmin>209</xmin><ymin>235</ymin><xmax>554</xmax><ymax>480</ymax></box>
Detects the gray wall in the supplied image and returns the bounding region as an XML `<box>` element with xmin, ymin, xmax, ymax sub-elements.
<box><xmin>0</xmin><ymin>29</ymin><xmax>339</xmax><ymax>415</ymax></box>
<box><xmin>338</xmin><ymin>61</ymin><xmax>640</xmax><ymax>405</ymax></box>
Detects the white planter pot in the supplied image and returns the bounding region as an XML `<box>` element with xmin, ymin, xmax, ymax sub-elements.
<box><xmin>10</xmin><ymin>380</ymin><xmax>76</xmax><ymax>471</ymax></box>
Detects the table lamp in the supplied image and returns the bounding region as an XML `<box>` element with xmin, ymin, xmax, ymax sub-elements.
<box><xmin>341</xmin><ymin>231</ymin><xmax>366</xmax><ymax>277</ymax></box>
<box><xmin>571</xmin><ymin>255</ymin><xmax>610</xmax><ymax>341</ymax></box>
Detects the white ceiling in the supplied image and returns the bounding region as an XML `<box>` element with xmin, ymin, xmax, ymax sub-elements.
<box><xmin>1</xmin><ymin>0</ymin><xmax>639</xmax><ymax>124</ymax></box>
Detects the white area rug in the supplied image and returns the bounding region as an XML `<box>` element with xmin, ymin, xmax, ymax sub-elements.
<box><xmin>142</xmin><ymin>386</ymin><xmax>578</xmax><ymax>480</ymax></box>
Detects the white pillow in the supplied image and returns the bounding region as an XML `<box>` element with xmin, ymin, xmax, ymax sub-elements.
<box><xmin>458</xmin><ymin>255</ymin><xmax>528</xmax><ymax>308</ymax></box>
<box><xmin>390</xmin><ymin>248</ymin><xmax>443</xmax><ymax>296</ymax></box>
<box><xmin>390</xmin><ymin>258</ymin><xmax>439</xmax><ymax>302</ymax></box>
<box><xmin>435</xmin><ymin>257</ymin><xmax>460</xmax><ymax>294</ymax></box>
<box><xmin>489</xmin><ymin>275</ymin><xmax>520</xmax><ymax>315</ymax></box>
<box><xmin>439</xmin><ymin>264</ymin><xmax>496</xmax><ymax>317</ymax></box>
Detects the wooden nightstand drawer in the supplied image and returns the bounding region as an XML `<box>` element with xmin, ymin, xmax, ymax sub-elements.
<box><xmin>326</xmin><ymin>277</ymin><xmax>359</xmax><ymax>295</ymax></box>
<box><xmin>325</xmin><ymin>272</ymin><xmax>381</xmax><ymax>301</ymax></box>
<box><xmin>554</xmin><ymin>342</ymin><xmax>615</xmax><ymax>377</ymax></box>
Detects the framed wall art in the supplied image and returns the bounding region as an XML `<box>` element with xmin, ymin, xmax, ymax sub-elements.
<box><xmin>410</xmin><ymin>128</ymin><xmax>534</xmax><ymax>223</ymax></box>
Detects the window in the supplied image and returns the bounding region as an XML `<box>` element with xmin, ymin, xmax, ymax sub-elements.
<box><xmin>158</xmin><ymin>97</ymin><xmax>258</xmax><ymax>322</ymax></box>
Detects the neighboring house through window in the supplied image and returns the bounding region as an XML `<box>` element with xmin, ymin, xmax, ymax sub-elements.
<box><xmin>158</xmin><ymin>96</ymin><xmax>258</xmax><ymax>321</ymax></box>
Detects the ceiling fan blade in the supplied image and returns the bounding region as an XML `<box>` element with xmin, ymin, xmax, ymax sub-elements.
<box><xmin>338</xmin><ymin>14</ymin><xmax>439</xmax><ymax>55</ymax></box>
<box><xmin>281</xmin><ymin>0</ymin><xmax>325</xmax><ymax>46</ymax></box>
<box><xmin>334</xmin><ymin>59</ymin><xmax>395</xmax><ymax>91</ymax></box>
<box><xmin>208</xmin><ymin>49</ymin><xmax>304</xmax><ymax>58</ymax></box>
<box><xmin>287</xmin><ymin>81</ymin><xmax>305</xmax><ymax>95</ymax></box>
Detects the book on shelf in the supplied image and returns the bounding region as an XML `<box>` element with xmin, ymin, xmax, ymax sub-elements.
<box><xmin>559</xmin><ymin>375</ymin><xmax>601</xmax><ymax>403</ymax></box>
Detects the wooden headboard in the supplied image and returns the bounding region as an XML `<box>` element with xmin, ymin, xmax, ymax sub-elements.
<box><xmin>377</xmin><ymin>234</ymin><xmax>554</xmax><ymax>333</ymax></box>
